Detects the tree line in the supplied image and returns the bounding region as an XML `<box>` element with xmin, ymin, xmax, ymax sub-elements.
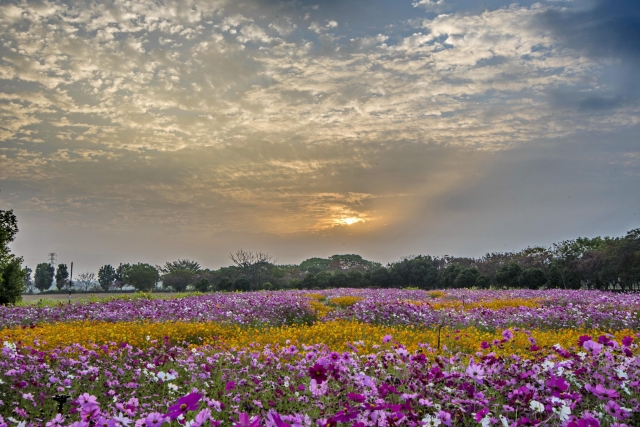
<box><xmin>20</xmin><ymin>227</ymin><xmax>640</xmax><ymax>295</ymax></box>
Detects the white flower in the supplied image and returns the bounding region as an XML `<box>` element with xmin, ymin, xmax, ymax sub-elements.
<box><xmin>553</xmin><ymin>405</ymin><xmax>571</xmax><ymax>421</ymax></box>
<box><xmin>499</xmin><ymin>415</ymin><xmax>510</xmax><ymax>427</ymax></box>
<box><xmin>421</xmin><ymin>415</ymin><xmax>441</xmax><ymax>426</ymax></box>
<box><xmin>530</xmin><ymin>400</ymin><xmax>545</xmax><ymax>413</ymax></box>
<box><xmin>157</xmin><ymin>372</ymin><xmax>176</xmax><ymax>382</ymax></box>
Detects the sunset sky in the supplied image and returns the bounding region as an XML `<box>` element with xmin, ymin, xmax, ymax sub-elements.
<box><xmin>1</xmin><ymin>0</ymin><xmax>639</xmax><ymax>272</ymax></box>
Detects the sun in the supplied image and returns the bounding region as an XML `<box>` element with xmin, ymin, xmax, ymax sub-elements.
<box><xmin>339</xmin><ymin>217</ymin><xmax>363</xmax><ymax>226</ymax></box>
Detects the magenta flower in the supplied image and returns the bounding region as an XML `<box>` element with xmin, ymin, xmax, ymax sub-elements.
<box><xmin>474</xmin><ymin>407</ymin><xmax>489</xmax><ymax>422</ymax></box>
<box><xmin>577</xmin><ymin>335</ymin><xmax>592</xmax><ymax>347</ymax></box>
<box><xmin>347</xmin><ymin>393</ymin><xmax>366</xmax><ymax>403</ymax></box>
<box><xmin>583</xmin><ymin>340</ymin><xmax>602</xmax><ymax>355</ymax></box>
<box><xmin>145</xmin><ymin>413</ymin><xmax>166</xmax><ymax>427</ymax></box>
<box><xmin>545</xmin><ymin>375</ymin><xmax>569</xmax><ymax>392</ymax></box>
<box><xmin>480</xmin><ymin>341</ymin><xmax>490</xmax><ymax>349</ymax></box>
<box><xmin>266</xmin><ymin>410</ymin><xmax>291</xmax><ymax>427</ymax></box>
<box><xmin>567</xmin><ymin>416</ymin><xmax>601</xmax><ymax>427</ymax></box>
<box><xmin>226</xmin><ymin>381</ymin><xmax>236</xmax><ymax>391</ymax></box>
<box><xmin>165</xmin><ymin>393</ymin><xmax>202</xmax><ymax>420</ymax></box>
<box><xmin>308</xmin><ymin>363</ymin><xmax>328</xmax><ymax>384</ymax></box>
<box><xmin>233</xmin><ymin>413</ymin><xmax>261</xmax><ymax>427</ymax></box>
<box><xmin>622</xmin><ymin>336</ymin><xmax>633</xmax><ymax>347</ymax></box>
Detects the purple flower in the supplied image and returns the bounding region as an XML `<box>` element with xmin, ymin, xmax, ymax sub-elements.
<box><xmin>308</xmin><ymin>363</ymin><xmax>328</xmax><ymax>384</ymax></box>
<box><xmin>583</xmin><ymin>340</ymin><xmax>602</xmax><ymax>355</ymax></box>
<box><xmin>145</xmin><ymin>413</ymin><xmax>166</xmax><ymax>427</ymax></box>
<box><xmin>266</xmin><ymin>410</ymin><xmax>291</xmax><ymax>427</ymax></box>
<box><xmin>577</xmin><ymin>335</ymin><xmax>592</xmax><ymax>347</ymax></box>
<box><xmin>502</xmin><ymin>329</ymin><xmax>514</xmax><ymax>341</ymax></box>
<box><xmin>545</xmin><ymin>375</ymin><xmax>569</xmax><ymax>392</ymax></box>
<box><xmin>622</xmin><ymin>336</ymin><xmax>633</xmax><ymax>347</ymax></box>
<box><xmin>347</xmin><ymin>393</ymin><xmax>366</xmax><ymax>403</ymax></box>
<box><xmin>466</xmin><ymin>363</ymin><xmax>485</xmax><ymax>383</ymax></box>
<box><xmin>480</xmin><ymin>341</ymin><xmax>490</xmax><ymax>349</ymax></box>
<box><xmin>226</xmin><ymin>381</ymin><xmax>236</xmax><ymax>391</ymax></box>
<box><xmin>474</xmin><ymin>407</ymin><xmax>489</xmax><ymax>422</ymax></box>
<box><xmin>165</xmin><ymin>393</ymin><xmax>202</xmax><ymax>420</ymax></box>
<box><xmin>382</xmin><ymin>335</ymin><xmax>393</xmax><ymax>343</ymax></box>
<box><xmin>233</xmin><ymin>413</ymin><xmax>261</xmax><ymax>427</ymax></box>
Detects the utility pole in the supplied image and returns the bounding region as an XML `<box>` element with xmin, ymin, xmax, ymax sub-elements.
<box><xmin>68</xmin><ymin>262</ymin><xmax>73</xmax><ymax>305</ymax></box>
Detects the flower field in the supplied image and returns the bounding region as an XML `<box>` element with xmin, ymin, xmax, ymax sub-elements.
<box><xmin>1</xmin><ymin>290</ymin><xmax>639</xmax><ymax>427</ymax></box>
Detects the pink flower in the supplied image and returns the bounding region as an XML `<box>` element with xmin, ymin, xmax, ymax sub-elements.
<box><xmin>233</xmin><ymin>413</ymin><xmax>261</xmax><ymax>427</ymax></box>
<box><xmin>165</xmin><ymin>393</ymin><xmax>202</xmax><ymax>420</ymax></box>
<box><xmin>145</xmin><ymin>413</ymin><xmax>166</xmax><ymax>427</ymax></box>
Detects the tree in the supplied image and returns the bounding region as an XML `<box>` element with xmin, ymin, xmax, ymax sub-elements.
<box><xmin>495</xmin><ymin>262</ymin><xmax>523</xmax><ymax>288</ymax></box>
<box><xmin>23</xmin><ymin>266</ymin><xmax>35</xmax><ymax>294</ymax></box>
<box><xmin>35</xmin><ymin>263</ymin><xmax>55</xmax><ymax>292</ymax></box>
<box><xmin>389</xmin><ymin>256</ymin><xmax>438</xmax><ymax>289</ymax></box>
<box><xmin>0</xmin><ymin>209</ymin><xmax>26</xmax><ymax>304</ymax></box>
<box><xmin>347</xmin><ymin>270</ymin><xmax>364</xmax><ymax>288</ymax></box>
<box><xmin>439</xmin><ymin>264</ymin><xmax>463</xmax><ymax>289</ymax></box>
<box><xmin>288</xmin><ymin>278</ymin><xmax>303</xmax><ymax>290</ymax></box>
<box><xmin>475</xmin><ymin>275</ymin><xmax>490</xmax><ymax>289</ymax></box>
<box><xmin>217</xmin><ymin>277</ymin><xmax>234</xmax><ymax>292</ymax></box>
<box><xmin>302</xmin><ymin>273</ymin><xmax>317</xmax><ymax>289</ymax></box>
<box><xmin>160</xmin><ymin>259</ymin><xmax>201</xmax><ymax>292</ymax></box>
<box><xmin>55</xmin><ymin>264</ymin><xmax>69</xmax><ymax>291</ymax></box>
<box><xmin>122</xmin><ymin>263</ymin><xmax>159</xmax><ymax>292</ymax></box>
<box><xmin>114</xmin><ymin>263</ymin><xmax>130</xmax><ymax>290</ymax></box>
<box><xmin>194</xmin><ymin>278</ymin><xmax>210</xmax><ymax>292</ymax></box>
<box><xmin>229</xmin><ymin>250</ymin><xmax>274</xmax><ymax>291</ymax></box>
<box><xmin>314</xmin><ymin>271</ymin><xmax>332</xmax><ymax>289</ymax></box>
<box><xmin>75</xmin><ymin>272</ymin><xmax>97</xmax><ymax>293</ymax></box>
<box><xmin>369</xmin><ymin>267</ymin><xmax>392</xmax><ymax>288</ymax></box>
<box><xmin>330</xmin><ymin>270</ymin><xmax>348</xmax><ymax>288</ymax></box>
<box><xmin>454</xmin><ymin>267</ymin><xmax>480</xmax><ymax>288</ymax></box>
<box><xmin>519</xmin><ymin>268</ymin><xmax>547</xmax><ymax>289</ymax></box>
<box><xmin>98</xmin><ymin>265</ymin><xmax>117</xmax><ymax>291</ymax></box>
<box><xmin>233</xmin><ymin>276</ymin><xmax>251</xmax><ymax>292</ymax></box>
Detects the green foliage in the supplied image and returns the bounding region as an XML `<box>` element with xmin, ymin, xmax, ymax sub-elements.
<box><xmin>495</xmin><ymin>262</ymin><xmax>523</xmax><ymax>288</ymax></box>
<box><xmin>122</xmin><ymin>263</ymin><xmax>159</xmax><ymax>292</ymax></box>
<box><xmin>288</xmin><ymin>278</ymin><xmax>303</xmax><ymax>290</ymax></box>
<box><xmin>35</xmin><ymin>263</ymin><xmax>55</xmax><ymax>292</ymax></box>
<box><xmin>314</xmin><ymin>271</ymin><xmax>332</xmax><ymax>289</ymax></box>
<box><xmin>519</xmin><ymin>268</ymin><xmax>547</xmax><ymax>290</ymax></box>
<box><xmin>475</xmin><ymin>275</ymin><xmax>490</xmax><ymax>289</ymax></box>
<box><xmin>55</xmin><ymin>264</ymin><xmax>69</xmax><ymax>291</ymax></box>
<box><xmin>217</xmin><ymin>277</ymin><xmax>234</xmax><ymax>292</ymax></box>
<box><xmin>302</xmin><ymin>273</ymin><xmax>317</xmax><ymax>289</ymax></box>
<box><xmin>0</xmin><ymin>209</ymin><xmax>25</xmax><ymax>304</ymax></box>
<box><xmin>439</xmin><ymin>264</ymin><xmax>463</xmax><ymax>289</ymax></box>
<box><xmin>454</xmin><ymin>267</ymin><xmax>479</xmax><ymax>288</ymax></box>
<box><xmin>389</xmin><ymin>256</ymin><xmax>438</xmax><ymax>289</ymax></box>
<box><xmin>98</xmin><ymin>264</ymin><xmax>117</xmax><ymax>291</ymax></box>
<box><xmin>300</xmin><ymin>257</ymin><xmax>332</xmax><ymax>274</ymax></box>
<box><xmin>194</xmin><ymin>278</ymin><xmax>210</xmax><ymax>292</ymax></box>
<box><xmin>233</xmin><ymin>276</ymin><xmax>251</xmax><ymax>292</ymax></box>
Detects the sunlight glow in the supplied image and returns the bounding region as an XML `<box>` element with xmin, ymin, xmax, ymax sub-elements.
<box><xmin>338</xmin><ymin>217</ymin><xmax>364</xmax><ymax>226</ymax></box>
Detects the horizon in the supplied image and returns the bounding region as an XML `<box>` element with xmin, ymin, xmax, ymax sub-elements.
<box><xmin>1</xmin><ymin>0</ymin><xmax>639</xmax><ymax>274</ymax></box>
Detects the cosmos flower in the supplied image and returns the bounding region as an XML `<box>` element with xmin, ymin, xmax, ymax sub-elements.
<box><xmin>165</xmin><ymin>393</ymin><xmax>202</xmax><ymax>420</ymax></box>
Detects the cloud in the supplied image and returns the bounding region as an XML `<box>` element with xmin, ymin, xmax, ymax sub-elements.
<box><xmin>536</xmin><ymin>0</ymin><xmax>640</xmax><ymax>110</ymax></box>
<box><xmin>1</xmin><ymin>0</ymin><xmax>640</xmax><ymax>270</ymax></box>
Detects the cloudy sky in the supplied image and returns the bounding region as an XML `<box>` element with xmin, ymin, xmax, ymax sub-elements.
<box><xmin>1</xmin><ymin>0</ymin><xmax>639</xmax><ymax>272</ymax></box>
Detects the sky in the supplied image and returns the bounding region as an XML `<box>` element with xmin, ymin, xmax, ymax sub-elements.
<box><xmin>1</xmin><ymin>0</ymin><xmax>639</xmax><ymax>273</ymax></box>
